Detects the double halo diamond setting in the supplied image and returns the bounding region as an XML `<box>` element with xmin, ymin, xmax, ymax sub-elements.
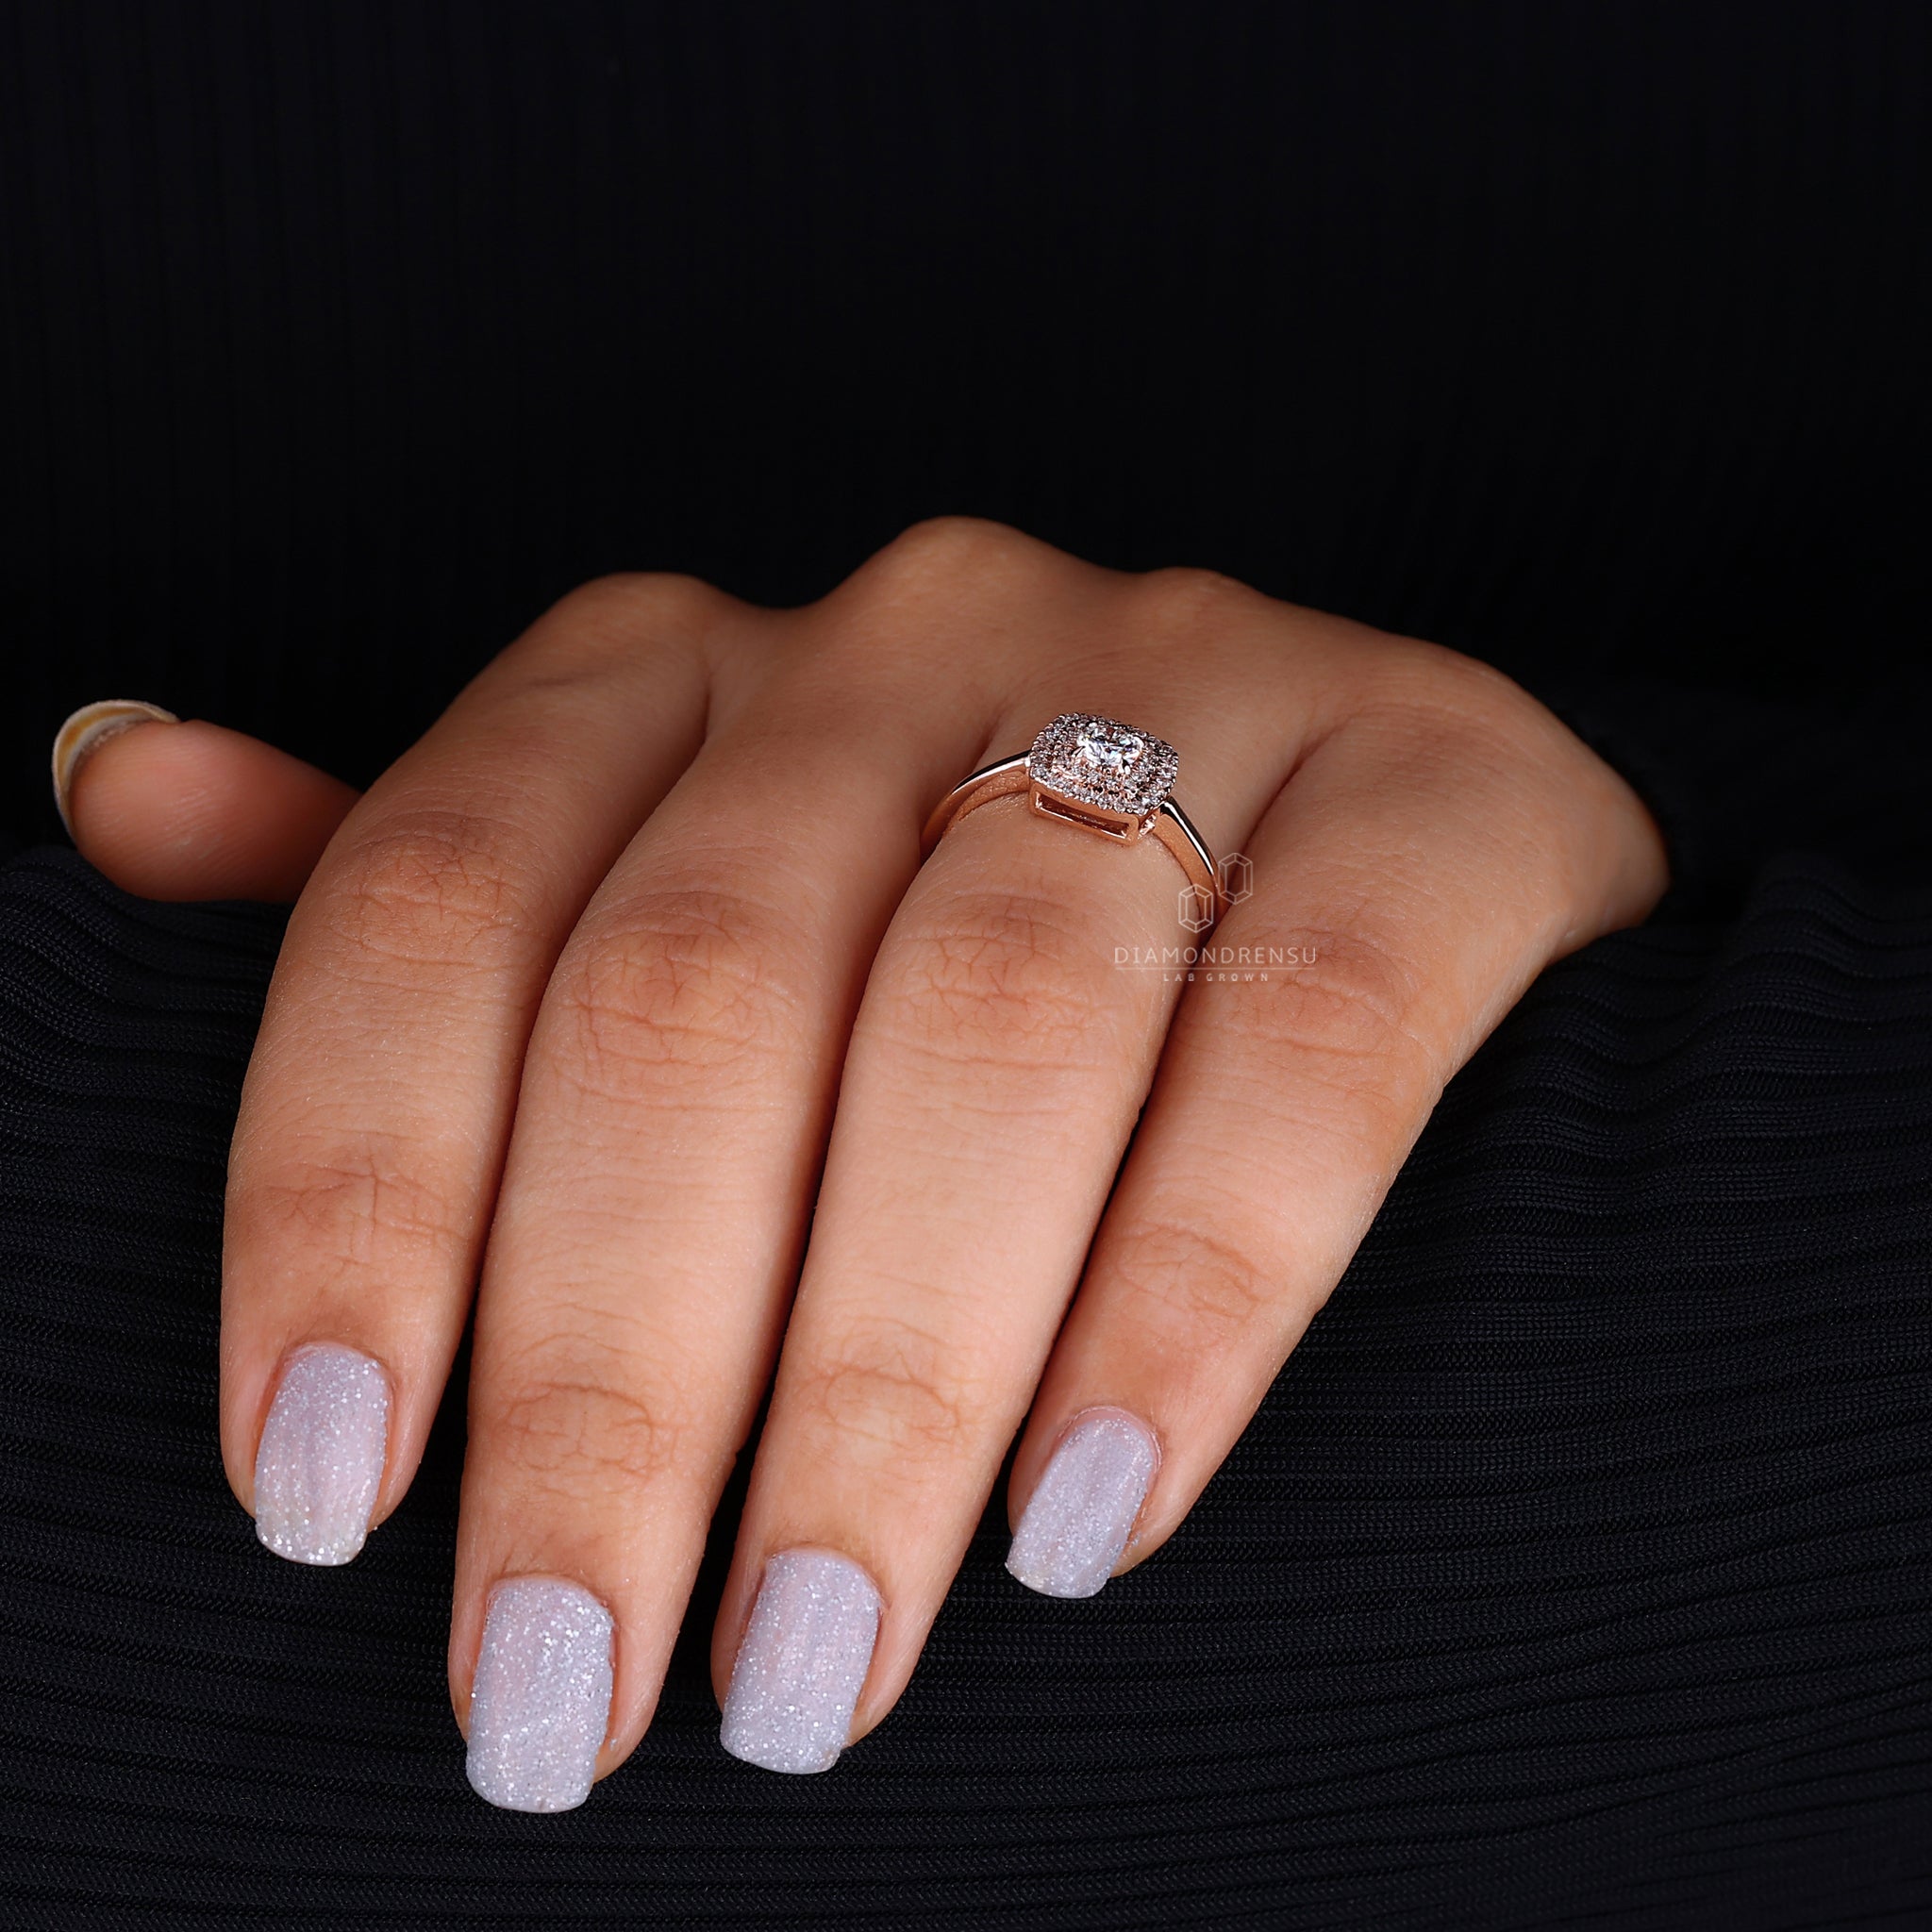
<box><xmin>1026</xmin><ymin>713</ymin><xmax>1182</xmax><ymax>835</ymax></box>
<box><xmin>921</xmin><ymin>711</ymin><xmax>1224</xmax><ymax>927</ymax></box>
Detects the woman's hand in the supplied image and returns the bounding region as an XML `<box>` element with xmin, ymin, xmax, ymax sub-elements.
<box><xmin>57</xmin><ymin>520</ymin><xmax>1667</xmax><ymax>1809</ymax></box>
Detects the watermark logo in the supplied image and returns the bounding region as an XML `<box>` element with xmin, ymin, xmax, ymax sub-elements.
<box><xmin>1179</xmin><ymin>851</ymin><xmax>1255</xmax><ymax>934</ymax></box>
<box><xmin>1111</xmin><ymin>854</ymin><xmax>1317</xmax><ymax>981</ymax></box>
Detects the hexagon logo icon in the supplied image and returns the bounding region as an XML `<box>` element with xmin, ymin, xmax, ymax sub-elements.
<box><xmin>1178</xmin><ymin>883</ymin><xmax>1217</xmax><ymax>934</ymax></box>
<box><xmin>1219</xmin><ymin>852</ymin><xmax>1254</xmax><ymax>904</ymax></box>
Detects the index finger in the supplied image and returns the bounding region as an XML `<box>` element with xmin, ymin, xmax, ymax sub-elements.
<box><xmin>223</xmin><ymin>577</ymin><xmax>714</xmax><ymax>1562</ymax></box>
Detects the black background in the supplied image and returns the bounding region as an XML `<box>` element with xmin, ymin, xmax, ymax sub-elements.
<box><xmin>3</xmin><ymin>0</ymin><xmax>1928</xmax><ymax>856</ymax></box>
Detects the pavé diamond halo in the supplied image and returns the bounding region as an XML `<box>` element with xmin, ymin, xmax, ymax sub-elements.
<box><xmin>1026</xmin><ymin>713</ymin><xmax>1181</xmax><ymax>835</ymax></box>
<box><xmin>920</xmin><ymin>712</ymin><xmax>1225</xmax><ymax>927</ymax></box>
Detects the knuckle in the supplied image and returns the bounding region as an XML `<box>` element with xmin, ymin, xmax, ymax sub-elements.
<box><xmin>1249</xmin><ymin>925</ymin><xmax>1428</xmax><ymax>1071</ymax></box>
<box><xmin>1129</xmin><ymin>564</ymin><xmax>1261</xmax><ymax>635</ymax></box>
<box><xmin>325</xmin><ymin>812</ymin><xmax>542</xmax><ymax>966</ymax></box>
<box><xmin>792</xmin><ymin>1315</ymin><xmax>985</xmax><ymax>1464</ymax></box>
<box><xmin>863</xmin><ymin>515</ymin><xmax>1043</xmax><ymax>598</ymax></box>
<box><xmin>242</xmin><ymin>1131</ymin><xmax>470</xmax><ymax>1274</ymax></box>
<box><xmin>549</xmin><ymin>569</ymin><xmax>724</xmax><ymax>637</ymax></box>
<box><xmin>885</xmin><ymin>512</ymin><xmax>1026</xmax><ymax>568</ymax></box>
<box><xmin>552</xmin><ymin>886</ymin><xmax>808</xmax><ymax>1087</ymax></box>
<box><xmin>1109</xmin><ymin>1212</ymin><xmax>1278</xmax><ymax>1341</ymax></box>
<box><xmin>1357</xmin><ymin>638</ymin><xmax>1554</xmax><ymax>747</ymax></box>
<box><xmin>812</xmin><ymin>519</ymin><xmax>1059</xmax><ymax>689</ymax></box>
<box><xmin>510</xmin><ymin>571</ymin><xmax>726</xmax><ymax>686</ymax></box>
<box><xmin>1337</xmin><ymin>653</ymin><xmax>1664</xmax><ymax>917</ymax></box>
<box><xmin>483</xmin><ymin>1352</ymin><xmax>705</xmax><ymax>1495</ymax></box>
<box><xmin>883</xmin><ymin>887</ymin><xmax>1117</xmax><ymax>1070</ymax></box>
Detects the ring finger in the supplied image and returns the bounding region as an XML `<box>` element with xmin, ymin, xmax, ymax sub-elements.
<box><xmin>708</xmin><ymin>641</ymin><xmax>1309</xmax><ymax>1772</ymax></box>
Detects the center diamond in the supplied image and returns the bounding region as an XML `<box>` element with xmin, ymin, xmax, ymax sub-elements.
<box><xmin>1026</xmin><ymin>711</ymin><xmax>1181</xmax><ymax>826</ymax></box>
<box><xmin>1075</xmin><ymin>724</ymin><xmax>1145</xmax><ymax>774</ymax></box>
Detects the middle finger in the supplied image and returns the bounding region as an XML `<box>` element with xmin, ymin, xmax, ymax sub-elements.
<box><xmin>450</xmin><ymin>605</ymin><xmax>1002</xmax><ymax>1809</ymax></box>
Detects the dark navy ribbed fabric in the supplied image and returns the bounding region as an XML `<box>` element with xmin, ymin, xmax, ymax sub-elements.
<box><xmin>2</xmin><ymin>847</ymin><xmax>1928</xmax><ymax>1928</ymax></box>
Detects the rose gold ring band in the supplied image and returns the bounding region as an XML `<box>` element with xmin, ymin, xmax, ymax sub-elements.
<box><xmin>920</xmin><ymin>714</ymin><xmax>1227</xmax><ymax>929</ymax></box>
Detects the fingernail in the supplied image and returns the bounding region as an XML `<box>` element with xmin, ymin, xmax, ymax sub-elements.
<box><xmin>50</xmin><ymin>699</ymin><xmax>179</xmax><ymax>837</ymax></box>
<box><xmin>466</xmin><ymin>1578</ymin><xmax>615</xmax><ymax>1813</ymax></box>
<box><xmin>252</xmin><ymin>1342</ymin><xmax>391</xmax><ymax>1565</ymax></box>
<box><xmin>1006</xmin><ymin>1407</ymin><xmax>1160</xmax><ymax>1599</ymax></box>
<box><xmin>720</xmin><ymin>1547</ymin><xmax>881</xmax><ymax>1774</ymax></box>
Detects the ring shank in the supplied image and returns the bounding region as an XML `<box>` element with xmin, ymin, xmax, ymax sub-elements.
<box><xmin>1149</xmin><ymin>797</ymin><xmax>1224</xmax><ymax>917</ymax></box>
<box><xmin>922</xmin><ymin>755</ymin><xmax>1226</xmax><ymax>927</ymax></box>
<box><xmin>919</xmin><ymin>754</ymin><xmax>1031</xmax><ymax>852</ymax></box>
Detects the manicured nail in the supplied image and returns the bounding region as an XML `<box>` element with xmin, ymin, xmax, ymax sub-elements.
<box><xmin>50</xmin><ymin>699</ymin><xmax>179</xmax><ymax>837</ymax></box>
<box><xmin>252</xmin><ymin>1342</ymin><xmax>391</xmax><ymax>1565</ymax></box>
<box><xmin>466</xmin><ymin>1578</ymin><xmax>615</xmax><ymax>1813</ymax></box>
<box><xmin>720</xmin><ymin>1548</ymin><xmax>881</xmax><ymax>1774</ymax></box>
<box><xmin>1006</xmin><ymin>1407</ymin><xmax>1160</xmax><ymax>1599</ymax></box>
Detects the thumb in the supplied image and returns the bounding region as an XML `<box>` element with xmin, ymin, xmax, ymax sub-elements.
<box><xmin>53</xmin><ymin>700</ymin><xmax>361</xmax><ymax>903</ymax></box>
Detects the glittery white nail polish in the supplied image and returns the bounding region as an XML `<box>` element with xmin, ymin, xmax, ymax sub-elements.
<box><xmin>1006</xmin><ymin>1407</ymin><xmax>1159</xmax><ymax>1599</ymax></box>
<box><xmin>252</xmin><ymin>1343</ymin><xmax>391</xmax><ymax>1566</ymax></box>
<box><xmin>466</xmin><ymin>1578</ymin><xmax>615</xmax><ymax>1813</ymax></box>
<box><xmin>720</xmin><ymin>1548</ymin><xmax>881</xmax><ymax>1774</ymax></box>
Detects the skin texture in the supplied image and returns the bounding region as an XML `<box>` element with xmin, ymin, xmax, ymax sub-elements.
<box><xmin>60</xmin><ymin>520</ymin><xmax>1668</xmax><ymax>1787</ymax></box>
